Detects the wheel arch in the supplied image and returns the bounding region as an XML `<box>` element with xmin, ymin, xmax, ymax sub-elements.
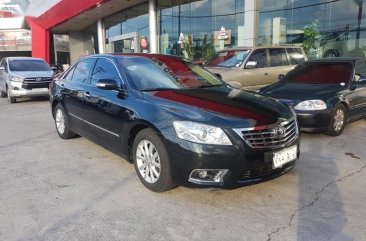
<box><xmin>127</xmin><ymin>121</ymin><xmax>163</xmax><ymax>163</ymax></box>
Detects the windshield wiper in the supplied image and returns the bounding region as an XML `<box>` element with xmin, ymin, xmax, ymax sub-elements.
<box><xmin>197</xmin><ymin>84</ymin><xmax>225</xmax><ymax>88</ymax></box>
<box><xmin>140</xmin><ymin>87</ymin><xmax>177</xmax><ymax>92</ymax></box>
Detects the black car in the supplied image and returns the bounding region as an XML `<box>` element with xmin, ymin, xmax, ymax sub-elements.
<box><xmin>49</xmin><ymin>54</ymin><xmax>300</xmax><ymax>192</ymax></box>
<box><xmin>260</xmin><ymin>58</ymin><xmax>366</xmax><ymax>136</ymax></box>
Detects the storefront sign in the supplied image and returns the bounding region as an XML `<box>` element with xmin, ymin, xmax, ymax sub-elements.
<box><xmin>140</xmin><ymin>36</ymin><xmax>148</xmax><ymax>49</ymax></box>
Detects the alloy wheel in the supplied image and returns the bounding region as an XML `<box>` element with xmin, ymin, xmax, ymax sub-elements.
<box><xmin>333</xmin><ymin>108</ymin><xmax>345</xmax><ymax>132</ymax></box>
<box><xmin>136</xmin><ymin>140</ymin><xmax>161</xmax><ymax>184</ymax></box>
<box><xmin>55</xmin><ymin>109</ymin><xmax>66</xmax><ymax>134</ymax></box>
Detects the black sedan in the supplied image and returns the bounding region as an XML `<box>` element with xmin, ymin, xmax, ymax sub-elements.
<box><xmin>260</xmin><ymin>58</ymin><xmax>366</xmax><ymax>136</ymax></box>
<box><xmin>50</xmin><ymin>54</ymin><xmax>300</xmax><ymax>192</ymax></box>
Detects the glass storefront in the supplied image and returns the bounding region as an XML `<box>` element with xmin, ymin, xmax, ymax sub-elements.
<box><xmin>104</xmin><ymin>0</ymin><xmax>366</xmax><ymax>61</ymax></box>
<box><xmin>259</xmin><ymin>0</ymin><xmax>366</xmax><ymax>58</ymax></box>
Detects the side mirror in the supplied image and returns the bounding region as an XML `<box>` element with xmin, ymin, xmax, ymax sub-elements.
<box><xmin>278</xmin><ymin>74</ymin><xmax>285</xmax><ymax>81</ymax></box>
<box><xmin>96</xmin><ymin>79</ymin><xmax>118</xmax><ymax>90</ymax></box>
<box><xmin>245</xmin><ymin>61</ymin><xmax>257</xmax><ymax>69</ymax></box>
<box><xmin>0</xmin><ymin>66</ymin><xmax>4</xmax><ymax>71</ymax></box>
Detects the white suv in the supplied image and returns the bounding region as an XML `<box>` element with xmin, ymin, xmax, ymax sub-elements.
<box><xmin>0</xmin><ymin>57</ymin><xmax>54</xmax><ymax>103</ymax></box>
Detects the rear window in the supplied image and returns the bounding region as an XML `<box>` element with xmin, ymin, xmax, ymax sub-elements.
<box><xmin>8</xmin><ymin>59</ymin><xmax>51</xmax><ymax>72</ymax></box>
<box><xmin>285</xmin><ymin>62</ymin><xmax>353</xmax><ymax>84</ymax></box>
<box><xmin>205</xmin><ymin>50</ymin><xmax>250</xmax><ymax>68</ymax></box>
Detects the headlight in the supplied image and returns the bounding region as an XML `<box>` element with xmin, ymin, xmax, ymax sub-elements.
<box><xmin>10</xmin><ymin>75</ymin><xmax>23</xmax><ymax>82</ymax></box>
<box><xmin>173</xmin><ymin>121</ymin><xmax>232</xmax><ymax>145</ymax></box>
<box><xmin>294</xmin><ymin>100</ymin><xmax>327</xmax><ymax>111</ymax></box>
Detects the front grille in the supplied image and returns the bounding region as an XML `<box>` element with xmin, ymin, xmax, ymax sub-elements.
<box><xmin>234</xmin><ymin>118</ymin><xmax>298</xmax><ymax>150</ymax></box>
<box><xmin>22</xmin><ymin>77</ymin><xmax>51</xmax><ymax>89</ymax></box>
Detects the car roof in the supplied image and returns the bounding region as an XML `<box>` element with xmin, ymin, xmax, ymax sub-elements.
<box><xmin>217</xmin><ymin>46</ymin><xmax>303</xmax><ymax>52</ymax></box>
<box><xmin>306</xmin><ymin>57</ymin><xmax>365</xmax><ymax>64</ymax></box>
<box><xmin>7</xmin><ymin>57</ymin><xmax>45</xmax><ymax>61</ymax></box>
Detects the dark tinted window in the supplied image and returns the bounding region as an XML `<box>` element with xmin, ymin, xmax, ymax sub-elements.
<box><xmin>286</xmin><ymin>62</ymin><xmax>353</xmax><ymax>84</ymax></box>
<box><xmin>8</xmin><ymin>59</ymin><xmax>51</xmax><ymax>71</ymax></box>
<box><xmin>269</xmin><ymin>48</ymin><xmax>289</xmax><ymax>67</ymax></box>
<box><xmin>71</xmin><ymin>58</ymin><xmax>96</xmax><ymax>83</ymax></box>
<box><xmin>247</xmin><ymin>49</ymin><xmax>267</xmax><ymax>68</ymax></box>
<box><xmin>91</xmin><ymin>58</ymin><xmax>121</xmax><ymax>86</ymax></box>
<box><xmin>118</xmin><ymin>56</ymin><xmax>222</xmax><ymax>90</ymax></box>
<box><xmin>63</xmin><ymin>66</ymin><xmax>75</xmax><ymax>79</ymax></box>
<box><xmin>287</xmin><ymin>48</ymin><xmax>305</xmax><ymax>65</ymax></box>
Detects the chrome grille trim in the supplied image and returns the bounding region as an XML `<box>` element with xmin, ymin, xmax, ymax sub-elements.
<box><xmin>233</xmin><ymin>118</ymin><xmax>299</xmax><ymax>150</ymax></box>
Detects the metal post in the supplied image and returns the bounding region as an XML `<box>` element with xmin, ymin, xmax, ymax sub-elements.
<box><xmin>148</xmin><ymin>0</ymin><xmax>158</xmax><ymax>53</ymax></box>
<box><xmin>97</xmin><ymin>19</ymin><xmax>105</xmax><ymax>54</ymax></box>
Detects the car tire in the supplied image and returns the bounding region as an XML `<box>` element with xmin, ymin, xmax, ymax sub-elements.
<box><xmin>7</xmin><ymin>86</ymin><xmax>16</xmax><ymax>103</ymax></box>
<box><xmin>327</xmin><ymin>104</ymin><xmax>346</xmax><ymax>136</ymax></box>
<box><xmin>0</xmin><ymin>89</ymin><xmax>6</xmax><ymax>98</ymax></box>
<box><xmin>54</xmin><ymin>103</ymin><xmax>76</xmax><ymax>139</ymax></box>
<box><xmin>132</xmin><ymin>129</ymin><xmax>175</xmax><ymax>192</ymax></box>
<box><xmin>323</xmin><ymin>50</ymin><xmax>339</xmax><ymax>58</ymax></box>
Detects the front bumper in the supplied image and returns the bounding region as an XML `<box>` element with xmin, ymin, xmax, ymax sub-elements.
<box><xmin>296</xmin><ymin>109</ymin><xmax>331</xmax><ymax>132</ymax></box>
<box><xmin>8</xmin><ymin>81</ymin><xmax>49</xmax><ymax>98</ymax></box>
<box><xmin>164</xmin><ymin>134</ymin><xmax>300</xmax><ymax>188</ymax></box>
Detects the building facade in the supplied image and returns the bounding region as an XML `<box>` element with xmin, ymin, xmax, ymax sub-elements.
<box><xmin>2</xmin><ymin>0</ymin><xmax>366</xmax><ymax>64</ymax></box>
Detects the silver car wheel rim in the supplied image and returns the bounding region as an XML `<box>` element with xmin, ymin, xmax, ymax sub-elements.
<box><xmin>55</xmin><ymin>109</ymin><xmax>66</xmax><ymax>134</ymax></box>
<box><xmin>136</xmin><ymin>140</ymin><xmax>161</xmax><ymax>184</ymax></box>
<box><xmin>333</xmin><ymin>109</ymin><xmax>344</xmax><ymax>132</ymax></box>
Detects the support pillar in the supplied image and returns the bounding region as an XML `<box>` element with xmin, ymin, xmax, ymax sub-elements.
<box><xmin>148</xmin><ymin>0</ymin><xmax>158</xmax><ymax>53</ymax></box>
<box><xmin>27</xmin><ymin>17</ymin><xmax>50</xmax><ymax>63</ymax></box>
<box><xmin>244</xmin><ymin>0</ymin><xmax>259</xmax><ymax>47</ymax></box>
<box><xmin>97</xmin><ymin>19</ymin><xmax>105</xmax><ymax>54</ymax></box>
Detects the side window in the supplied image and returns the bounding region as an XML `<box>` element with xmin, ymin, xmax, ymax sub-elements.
<box><xmin>91</xmin><ymin>58</ymin><xmax>121</xmax><ymax>86</ymax></box>
<box><xmin>71</xmin><ymin>58</ymin><xmax>96</xmax><ymax>83</ymax></box>
<box><xmin>269</xmin><ymin>48</ymin><xmax>289</xmax><ymax>67</ymax></box>
<box><xmin>4</xmin><ymin>60</ymin><xmax>8</xmax><ymax>72</ymax></box>
<box><xmin>0</xmin><ymin>59</ymin><xmax>4</xmax><ymax>67</ymax></box>
<box><xmin>355</xmin><ymin>60</ymin><xmax>366</xmax><ymax>79</ymax></box>
<box><xmin>247</xmin><ymin>49</ymin><xmax>268</xmax><ymax>68</ymax></box>
<box><xmin>287</xmin><ymin>48</ymin><xmax>305</xmax><ymax>65</ymax></box>
<box><xmin>63</xmin><ymin>66</ymin><xmax>76</xmax><ymax>79</ymax></box>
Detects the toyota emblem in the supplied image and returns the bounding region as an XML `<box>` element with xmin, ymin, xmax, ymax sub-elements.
<box><xmin>271</xmin><ymin>125</ymin><xmax>286</xmax><ymax>136</ymax></box>
<box><xmin>36</xmin><ymin>78</ymin><xmax>42</xmax><ymax>81</ymax></box>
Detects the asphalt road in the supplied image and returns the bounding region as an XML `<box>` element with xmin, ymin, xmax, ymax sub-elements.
<box><xmin>0</xmin><ymin>97</ymin><xmax>366</xmax><ymax>241</ymax></box>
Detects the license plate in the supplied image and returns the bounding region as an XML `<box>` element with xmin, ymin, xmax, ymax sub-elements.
<box><xmin>273</xmin><ymin>145</ymin><xmax>297</xmax><ymax>169</ymax></box>
<box><xmin>32</xmin><ymin>88</ymin><xmax>48</xmax><ymax>92</ymax></box>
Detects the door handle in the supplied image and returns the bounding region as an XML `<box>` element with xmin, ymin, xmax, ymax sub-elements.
<box><xmin>84</xmin><ymin>92</ymin><xmax>91</xmax><ymax>98</ymax></box>
<box><xmin>264</xmin><ymin>73</ymin><xmax>268</xmax><ymax>75</ymax></box>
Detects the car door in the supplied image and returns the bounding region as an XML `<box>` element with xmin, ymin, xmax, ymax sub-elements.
<box><xmin>267</xmin><ymin>48</ymin><xmax>293</xmax><ymax>84</ymax></box>
<box><xmin>351</xmin><ymin>60</ymin><xmax>366</xmax><ymax>117</ymax></box>
<box><xmin>61</xmin><ymin>58</ymin><xmax>96</xmax><ymax>134</ymax></box>
<box><xmin>243</xmin><ymin>48</ymin><xmax>273</xmax><ymax>90</ymax></box>
<box><xmin>82</xmin><ymin>57</ymin><xmax>128</xmax><ymax>150</ymax></box>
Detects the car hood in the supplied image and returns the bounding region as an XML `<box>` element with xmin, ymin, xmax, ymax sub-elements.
<box><xmin>261</xmin><ymin>82</ymin><xmax>346</xmax><ymax>104</ymax></box>
<box><xmin>11</xmin><ymin>71</ymin><xmax>53</xmax><ymax>78</ymax></box>
<box><xmin>143</xmin><ymin>86</ymin><xmax>292</xmax><ymax>128</ymax></box>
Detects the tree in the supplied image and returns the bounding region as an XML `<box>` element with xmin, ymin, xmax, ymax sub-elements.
<box><xmin>182</xmin><ymin>34</ymin><xmax>195</xmax><ymax>60</ymax></box>
<box><xmin>302</xmin><ymin>20</ymin><xmax>319</xmax><ymax>54</ymax></box>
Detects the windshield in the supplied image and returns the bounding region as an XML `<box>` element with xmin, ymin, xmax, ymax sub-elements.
<box><xmin>205</xmin><ymin>50</ymin><xmax>250</xmax><ymax>68</ymax></box>
<box><xmin>118</xmin><ymin>56</ymin><xmax>224</xmax><ymax>91</ymax></box>
<box><xmin>285</xmin><ymin>62</ymin><xmax>353</xmax><ymax>85</ymax></box>
<box><xmin>9</xmin><ymin>59</ymin><xmax>51</xmax><ymax>72</ymax></box>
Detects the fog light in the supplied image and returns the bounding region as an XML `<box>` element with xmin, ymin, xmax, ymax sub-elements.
<box><xmin>189</xmin><ymin>169</ymin><xmax>228</xmax><ymax>185</ymax></box>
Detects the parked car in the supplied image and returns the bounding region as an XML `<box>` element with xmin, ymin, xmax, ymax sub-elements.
<box><xmin>259</xmin><ymin>58</ymin><xmax>366</xmax><ymax>136</ymax></box>
<box><xmin>49</xmin><ymin>54</ymin><xmax>300</xmax><ymax>192</ymax></box>
<box><xmin>204</xmin><ymin>46</ymin><xmax>307</xmax><ymax>90</ymax></box>
<box><xmin>0</xmin><ymin>57</ymin><xmax>54</xmax><ymax>103</ymax></box>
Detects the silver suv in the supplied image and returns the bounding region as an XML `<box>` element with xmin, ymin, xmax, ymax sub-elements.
<box><xmin>0</xmin><ymin>57</ymin><xmax>53</xmax><ymax>103</ymax></box>
<box><xmin>204</xmin><ymin>46</ymin><xmax>307</xmax><ymax>90</ymax></box>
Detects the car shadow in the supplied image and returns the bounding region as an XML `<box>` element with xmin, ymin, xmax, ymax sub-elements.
<box><xmin>13</xmin><ymin>96</ymin><xmax>49</xmax><ymax>103</ymax></box>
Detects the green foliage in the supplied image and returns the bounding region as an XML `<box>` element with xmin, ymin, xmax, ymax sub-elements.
<box><xmin>182</xmin><ymin>34</ymin><xmax>195</xmax><ymax>60</ymax></box>
<box><xmin>201</xmin><ymin>34</ymin><xmax>215</xmax><ymax>62</ymax></box>
<box><xmin>302</xmin><ymin>20</ymin><xmax>319</xmax><ymax>54</ymax></box>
